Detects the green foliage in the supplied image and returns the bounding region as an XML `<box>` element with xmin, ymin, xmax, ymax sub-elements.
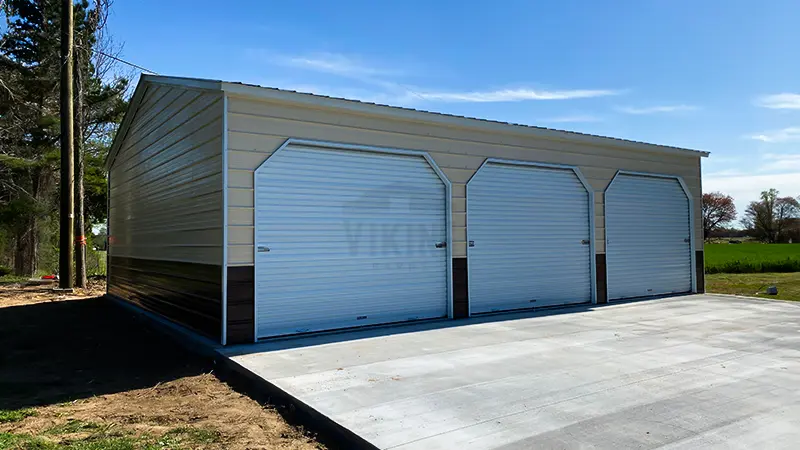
<box><xmin>0</xmin><ymin>0</ymin><xmax>128</xmax><ymax>276</ymax></box>
<box><xmin>705</xmin><ymin>243</ymin><xmax>800</xmax><ymax>274</ymax></box>
<box><xmin>0</xmin><ymin>265</ymin><xmax>11</xmax><ymax>277</ymax></box>
<box><xmin>0</xmin><ymin>408</ymin><xmax>37</xmax><ymax>423</ymax></box>
<box><xmin>0</xmin><ymin>274</ymin><xmax>28</xmax><ymax>284</ymax></box>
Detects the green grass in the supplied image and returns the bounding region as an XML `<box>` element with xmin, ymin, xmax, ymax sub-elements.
<box><xmin>0</xmin><ymin>425</ymin><xmax>222</xmax><ymax>450</ymax></box>
<box><xmin>706</xmin><ymin>272</ymin><xmax>800</xmax><ymax>301</ymax></box>
<box><xmin>704</xmin><ymin>243</ymin><xmax>800</xmax><ymax>274</ymax></box>
<box><xmin>0</xmin><ymin>274</ymin><xmax>28</xmax><ymax>285</ymax></box>
<box><xmin>45</xmin><ymin>420</ymin><xmax>106</xmax><ymax>435</ymax></box>
<box><xmin>0</xmin><ymin>409</ymin><xmax>37</xmax><ymax>423</ymax></box>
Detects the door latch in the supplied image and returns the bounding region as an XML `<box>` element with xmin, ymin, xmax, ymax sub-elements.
<box><xmin>468</xmin><ymin>240</ymin><xmax>475</xmax><ymax>247</ymax></box>
<box><xmin>435</xmin><ymin>242</ymin><xmax>447</xmax><ymax>248</ymax></box>
<box><xmin>683</xmin><ymin>238</ymin><xmax>691</xmax><ymax>243</ymax></box>
<box><xmin>257</xmin><ymin>246</ymin><xmax>270</xmax><ymax>253</ymax></box>
<box><xmin>581</xmin><ymin>239</ymin><xmax>591</xmax><ymax>245</ymax></box>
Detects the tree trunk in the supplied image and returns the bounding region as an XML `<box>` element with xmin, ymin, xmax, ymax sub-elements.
<box><xmin>13</xmin><ymin>218</ymin><xmax>37</xmax><ymax>277</ymax></box>
<box><xmin>73</xmin><ymin>44</ymin><xmax>87</xmax><ymax>288</ymax></box>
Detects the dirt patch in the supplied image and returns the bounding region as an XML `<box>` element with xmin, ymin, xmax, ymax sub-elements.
<box><xmin>0</xmin><ymin>278</ymin><xmax>105</xmax><ymax>307</ymax></box>
<box><xmin>2</xmin><ymin>374</ymin><xmax>320</xmax><ymax>449</ymax></box>
<box><xmin>0</xmin><ymin>283</ymin><xmax>324</xmax><ymax>449</ymax></box>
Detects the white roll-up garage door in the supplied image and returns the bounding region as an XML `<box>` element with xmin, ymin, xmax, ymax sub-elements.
<box><xmin>605</xmin><ymin>173</ymin><xmax>693</xmax><ymax>300</ymax></box>
<box><xmin>254</xmin><ymin>143</ymin><xmax>449</xmax><ymax>338</ymax></box>
<box><xmin>467</xmin><ymin>162</ymin><xmax>594</xmax><ymax>314</ymax></box>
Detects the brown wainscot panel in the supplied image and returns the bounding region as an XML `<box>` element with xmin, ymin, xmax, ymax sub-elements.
<box><xmin>695</xmin><ymin>250</ymin><xmax>705</xmax><ymax>293</ymax></box>
<box><xmin>108</xmin><ymin>256</ymin><xmax>222</xmax><ymax>339</ymax></box>
<box><xmin>226</xmin><ymin>265</ymin><xmax>255</xmax><ymax>344</ymax></box>
<box><xmin>453</xmin><ymin>257</ymin><xmax>469</xmax><ymax>318</ymax></box>
<box><xmin>595</xmin><ymin>253</ymin><xmax>608</xmax><ymax>304</ymax></box>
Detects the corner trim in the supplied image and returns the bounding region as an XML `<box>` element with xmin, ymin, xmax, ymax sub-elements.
<box><xmin>221</xmin><ymin>94</ymin><xmax>229</xmax><ymax>346</ymax></box>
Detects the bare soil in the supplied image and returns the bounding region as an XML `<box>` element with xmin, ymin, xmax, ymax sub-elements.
<box><xmin>0</xmin><ymin>282</ymin><xmax>324</xmax><ymax>449</ymax></box>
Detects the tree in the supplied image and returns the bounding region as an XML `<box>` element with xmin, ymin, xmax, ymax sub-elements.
<box><xmin>741</xmin><ymin>189</ymin><xmax>800</xmax><ymax>243</ymax></box>
<box><xmin>702</xmin><ymin>192</ymin><xmax>737</xmax><ymax>240</ymax></box>
<box><xmin>1</xmin><ymin>0</ymin><xmax>128</xmax><ymax>277</ymax></box>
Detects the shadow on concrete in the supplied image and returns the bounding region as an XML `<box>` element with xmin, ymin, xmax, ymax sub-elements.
<box><xmin>0</xmin><ymin>293</ymin><xmax>211</xmax><ymax>410</ymax></box>
<box><xmin>223</xmin><ymin>292</ymin><xmax>698</xmax><ymax>357</ymax></box>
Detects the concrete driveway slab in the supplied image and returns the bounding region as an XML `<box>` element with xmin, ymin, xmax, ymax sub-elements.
<box><xmin>221</xmin><ymin>295</ymin><xmax>800</xmax><ymax>449</ymax></box>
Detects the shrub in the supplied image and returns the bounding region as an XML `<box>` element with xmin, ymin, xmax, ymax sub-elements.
<box><xmin>0</xmin><ymin>265</ymin><xmax>10</xmax><ymax>277</ymax></box>
<box><xmin>705</xmin><ymin>257</ymin><xmax>800</xmax><ymax>274</ymax></box>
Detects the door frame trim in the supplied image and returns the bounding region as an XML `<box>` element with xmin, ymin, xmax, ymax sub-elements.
<box><xmin>603</xmin><ymin>170</ymin><xmax>697</xmax><ymax>300</ymax></box>
<box><xmin>252</xmin><ymin>138</ymin><xmax>453</xmax><ymax>341</ymax></box>
<box><xmin>465</xmin><ymin>158</ymin><xmax>598</xmax><ymax>316</ymax></box>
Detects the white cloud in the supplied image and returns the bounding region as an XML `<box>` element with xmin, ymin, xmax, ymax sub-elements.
<box><xmin>747</xmin><ymin>126</ymin><xmax>800</xmax><ymax>143</ymax></box>
<box><xmin>277</xmin><ymin>52</ymin><xmax>403</xmax><ymax>78</ymax></box>
<box><xmin>413</xmin><ymin>88</ymin><xmax>618</xmax><ymax>103</ymax></box>
<box><xmin>704</xmin><ymin>152</ymin><xmax>800</xmax><ymax>216</ymax></box>
<box><xmin>755</xmin><ymin>93</ymin><xmax>800</xmax><ymax>110</ymax></box>
<box><xmin>260</xmin><ymin>82</ymin><xmax>417</xmax><ymax>106</ymax></box>
<box><xmin>759</xmin><ymin>153</ymin><xmax>800</xmax><ymax>172</ymax></box>
<box><xmin>250</xmin><ymin>50</ymin><xmax>621</xmax><ymax>104</ymax></box>
<box><xmin>615</xmin><ymin>104</ymin><xmax>698</xmax><ymax>115</ymax></box>
<box><xmin>539</xmin><ymin>114</ymin><xmax>603</xmax><ymax>124</ymax></box>
<box><xmin>704</xmin><ymin>171</ymin><xmax>800</xmax><ymax>216</ymax></box>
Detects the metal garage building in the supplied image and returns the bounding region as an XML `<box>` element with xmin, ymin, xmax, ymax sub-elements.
<box><xmin>106</xmin><ymin>75</ymin><xmax>709</xmax><ymax>345</ymax></box>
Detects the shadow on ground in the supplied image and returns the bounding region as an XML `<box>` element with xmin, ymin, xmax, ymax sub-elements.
<box><xmin>0</xmin><ymin>291</ymin><xmax>212</xmax><ymax>410</ymax></box>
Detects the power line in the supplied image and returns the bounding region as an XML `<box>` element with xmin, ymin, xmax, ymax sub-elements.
<box><xmin>87</xmin><ymin>47</ymin><xmax>158</xmax><ymax>74</ymax></box>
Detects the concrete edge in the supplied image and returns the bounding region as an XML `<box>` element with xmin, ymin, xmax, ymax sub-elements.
<box><xmin>215</xmin><ymin>357</ymin><xmax>379</xmax><ymax>450</ymax></box>
<box><xmin>104</xmin><ymin>294</ymin><xmax>377</xmax><ymax>450</ymax></box>
<box><xmin>702</xmin><ymin>292</ymin><xmax>800</xmax><ymax>305</ymax></box>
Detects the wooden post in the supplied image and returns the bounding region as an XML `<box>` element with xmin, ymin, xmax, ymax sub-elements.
<box><xmin>74</xmin><ymin>36</ymin><xmax>87</xmax><ymax>288</ymax></box>
<box><xmin>59</xmin><ymin>0</ymin><xmax>74</xmax><ymax>289</ymax></box>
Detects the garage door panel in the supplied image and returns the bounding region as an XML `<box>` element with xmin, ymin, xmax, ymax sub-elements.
<box><xmin>467</xmin><ymin>163</ymin><xmax>593</xmax><ymax>313</ymax></box>
<box><xmin>606</xmin><ymin>174</ymin><xmax>692</xmax><ymax>300</ymax></box>
<box><xmin>255</xmin><ymin>144</ymin><xmax>448</xmax><ymax>338</ymax></box>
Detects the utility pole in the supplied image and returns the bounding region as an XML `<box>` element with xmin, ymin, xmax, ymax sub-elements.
<box><xmin>59</xmin><ymin>0</ymin><xmax>74</xmax><ymax>289</ymax></box>
<box><xmin>74</xmin><ymin>35</ymin><xmax>87</xmax><ymax>288</ymax></box>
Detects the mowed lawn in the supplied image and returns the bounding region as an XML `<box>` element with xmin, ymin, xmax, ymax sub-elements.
<box><xmin>704</xmin><ymin>242</ymin><xmax>800</xmax><ymax>273</ymax></box>
<box><xmin>706</xmin><ymin>272</ymin><xmax>800</xmax><ymax>301</ymax></box>
<box><xmin>705</xmin><ymin>243</ymin><xmax>800</xmax><ymax>301</ymax></box>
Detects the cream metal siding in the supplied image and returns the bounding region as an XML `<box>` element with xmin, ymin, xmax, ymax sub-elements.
<box><xmin>109</xmin><ymin>84</ymin><xmax>224</xmax><ymax>264</ymax></box>
<box><xmin>225</xmin><ymin>96</ymin><xmax>703</xmax><ymax>266</ymax></box>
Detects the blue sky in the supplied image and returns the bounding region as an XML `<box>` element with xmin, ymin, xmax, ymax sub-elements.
<box><xmin>107</xmin><ymin>0</ymin><xmax>800</xmax><ymax>216</ymax></box>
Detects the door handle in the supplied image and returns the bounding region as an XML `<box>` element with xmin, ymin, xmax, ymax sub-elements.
<box><xmin>435</xmin><ymin>242</ymin><xmax>447</xmax><ymax>248</ymax></box>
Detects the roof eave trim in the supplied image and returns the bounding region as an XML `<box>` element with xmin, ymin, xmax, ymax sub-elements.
<box><xmin>220</xmin><ymin>82</ymin><xmax>709</xmax><ymax>158</ymax></box>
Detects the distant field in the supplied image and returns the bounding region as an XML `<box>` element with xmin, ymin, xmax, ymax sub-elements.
<box><xmin>705</xmin><ymin>243</ymin><xmax>800</xmax><ymax>273</ymax></box>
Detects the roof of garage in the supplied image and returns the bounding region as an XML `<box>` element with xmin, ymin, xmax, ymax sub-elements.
<box><xmin>108</xmin><ymin>74</ymin><xmax>710</xmax><ymax>169</ymax></box>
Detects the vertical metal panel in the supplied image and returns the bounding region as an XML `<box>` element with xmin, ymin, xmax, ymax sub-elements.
<box><xmin>254</xmin><ymin>142</ymin><xmax>449</xmax><ymax>338</ymax></box>
<box><xmin>605</xmin><ymin>173</ymin><xmax>692</xmax><ymax>300</ymax></box>
<box><xmin>467</xmin><ymin>161</ymin><xmax>593</xmax><ymax>314</ymax></box>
